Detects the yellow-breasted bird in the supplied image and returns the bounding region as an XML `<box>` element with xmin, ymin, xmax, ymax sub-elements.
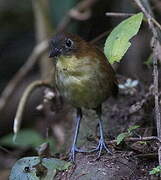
<box><xmin>49</xmin><ymin>33</ymin><xmax>118</xmax><ymax>161</ymax></box>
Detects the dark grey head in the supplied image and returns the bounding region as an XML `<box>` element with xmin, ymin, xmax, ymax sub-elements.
<box><xmin>49</xmin><ymin>33</ymin><xmax>78</xmax><ymax>58</ymax></box>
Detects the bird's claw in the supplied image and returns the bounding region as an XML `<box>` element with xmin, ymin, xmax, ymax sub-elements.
<box><xmin>69</xmin><ymin>146</ymin><xmax>89</xmax><ymax>162</ymax></box>
<box><xmin>89</xmin><ymin>138</ymin><xmax>112</xmax><ymax>159</ymax></box>
<box><xmin>69</xmin><ymin>138</ymin><xmax>112</xmax><ymax>162</ymax></box>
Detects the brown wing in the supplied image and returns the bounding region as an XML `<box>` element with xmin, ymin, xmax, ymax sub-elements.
<box><xmin>90</xmin><ymin>44</ymin><xmax>118</xmax><ymax>97</ymax></box>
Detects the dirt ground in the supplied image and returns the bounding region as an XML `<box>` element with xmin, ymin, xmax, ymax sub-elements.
<box><xmin>56</xmin><ymin>152</ymin><xmax>158</xmax><ymax>180</ymax></box>
<box><xmin>0</xmin><ymin>76</ymin><xmax>160</xmax><ymax>180</ymax></box>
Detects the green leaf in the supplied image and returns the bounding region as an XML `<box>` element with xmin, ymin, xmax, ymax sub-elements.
<box><xmin>9</xmin><ymin>156</ymin><xmax>71</xmax><ymax>180</ymax></box>
<box><xmin>0</xmin><ymin>129</ymin><xmax>56</xmax><ymax>150</ymax></box>
<box><xmin>127</xmin><ymin>125</ymin><xmax>140</xmax><ymax>133</ymax></box>
<box><xmin>138</xmin><ymin>141</ymin><xmax>147</xmax><ymax>145</ymax></box>
<box><xmin>144</xmin><ymin>53</ymin><xmax>153</xmax><ymax>67</ymax></box>
<box><xmin>0</xmin><ymin>129</ymin><xmax>44</xmax><ymax>148</ymax></box>
<box><xmin>42</xmin><ymin>158</ymin><xmax>71</xmax><ymax>171</ymax></box>
<box><xmin>116</xmin><ymin>132</ymin><xmax>129</xmax><ymax>145</ymax></box>
<box><xmin>149</xmin><ymin>166</ymin><xmax>161</xmax><ymax>175</ymax></box>
<box><xmin>104</xmin><ymin>12</ymin><xmax>143</xmax><ymax>64</ymax></box>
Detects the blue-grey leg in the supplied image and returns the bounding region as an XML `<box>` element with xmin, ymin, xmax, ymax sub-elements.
<box><xmin>92</xmin><ymin>106</ymin><xmax>112</xmax><ymax>158</ymax></box>
<box><xmin>69</xmin><ymin>108</ymin><xmax>85</xmax><ymax>162</ymax></box>
<box><xmin>69</xmin><ymin>106</ymin><xmax>112</xmax><ymax>161</ymax></box>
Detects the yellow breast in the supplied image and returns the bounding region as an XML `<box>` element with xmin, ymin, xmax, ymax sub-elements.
<box><xmin>55</xmin><ymin>55</ymin><xmax>111</xmax><ymax>108</ymax></box>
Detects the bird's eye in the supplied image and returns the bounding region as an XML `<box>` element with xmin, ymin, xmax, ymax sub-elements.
<box><xmin>65</xmin><ymin>39</ymin><xmax>73</xmax><ymax>48</ymax></box>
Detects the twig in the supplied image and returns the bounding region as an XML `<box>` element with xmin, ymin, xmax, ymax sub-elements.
<box><xmin>152</xmin><ymin>18</ymin><xmax>161</xmax><ymax>32</ymax></box>
<box><xmin>134</xmin><ymin>153</ymin><xmax>158</xmax><ymax>158</ymax></box>
<box><xmin>152</xmin><ymin>44</ymin><xmax>161</xmax><ymax>137</ymax></box>
<box><xmin>133</xmin><ymin>0</ymin><xmax>160</xmax><ymax>42</ymax></box>
<box><xmin>153</xmin><ymin>45</ymin><xmax>161</xmax><ymax>166</ymax></box>
<box><xmin>134</xmin><ymin>0</ymin><xmax>161</xmax><ymax>135</ymax></box>
<box><xmin>105</xmin><ymin>12</ymin><xmax>161</xmax><ymax>31</ymax></box>
<box><xmin>13</xmin><ymin>80</ymin><xmax>52</xmax><ymax>134</ymax></box>
<box><xmin>92</xmin><ymin>11</ymin><xmax>159</xmax><ymax>46</ymax></box>
<box><xmin>107</xmin><ymin>136</ymin><xmax>161</xmax><ymax>144</ymax></box>
<box><xmin>134</xmin><ymin>0</ymin><xmax>161</xmax><ymax>167</ymax></box>
<box><xmin>0</xmin><ymin>40</ymin><xmax>48</xmax><ymax>113</ymax></box>
<box><xmin>105</xmin><ymin>12</ymin><xmax>134</xmax><ymax>17</ymax></box>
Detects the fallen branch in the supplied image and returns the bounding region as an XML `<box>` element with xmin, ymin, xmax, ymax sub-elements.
<box><xmin>13</xmin><ymin>80</ymin><xmax>53</xmax><ymax>134</ymax></box>
<box><xmin>134</xmin><ymin>153</ymin><xmax>158</xmax><ymax>158</ymax></box>
<box><xmin>107</xmin><ymin>136</ymin><xmax>161</xmax><ymax>145</ymax></box>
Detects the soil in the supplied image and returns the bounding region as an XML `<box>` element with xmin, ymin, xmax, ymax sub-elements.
<box><xmin>55</xmin><ymin>152</ymin><xmax>158</xmax><ymax>180</ymax></box>
<box><xmin>0</xmin><ymin>76</ymin><xmax>160</xmax><ymax>180</ymax></box>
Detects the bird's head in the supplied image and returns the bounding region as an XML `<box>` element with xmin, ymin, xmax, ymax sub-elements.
<box><xmin>49</xmin><ymin>33</ymin><xmax>85</xmax><ymax>59</ymax></box>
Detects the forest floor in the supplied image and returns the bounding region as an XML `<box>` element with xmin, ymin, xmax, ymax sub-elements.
<box><xmin>56</xmin><ymin>152</ymin><xmax>158</xmax><ymax>180</ymax></box>
<box><xmin>0</xmin><ymin>76</ymin><xmax>160</xmax><ymax>180</ymax></box>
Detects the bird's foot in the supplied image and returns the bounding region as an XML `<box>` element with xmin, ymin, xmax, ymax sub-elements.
<box><xmin>89</xmin><ymin>138</ymin><xmax>112</xmax><ymax>159</ymax></box>
<box><xmin>69</xmin><ymin>139</ymin><xmax>112</xmax><ymax>162</ymax></box>
<box><xmin>69</xmin><ymin>145</ymin><xmax>88</xmax><ymax>162</ymax></box>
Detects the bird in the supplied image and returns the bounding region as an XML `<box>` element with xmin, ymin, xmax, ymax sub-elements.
<box><xmin>49</xmin><ymin>32</ymin><xmax>118</xmax><ymax>161</ymax></box>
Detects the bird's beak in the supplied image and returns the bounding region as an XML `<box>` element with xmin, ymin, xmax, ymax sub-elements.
<box><xmin>49</xmin><ymin>51</ymin><xmax>54</xmax><ymax>58</ymax></box>
<box><xmin>49</xmin><ymin>48</ymin><xmax>61</xmax><ymax>58</ymax></box>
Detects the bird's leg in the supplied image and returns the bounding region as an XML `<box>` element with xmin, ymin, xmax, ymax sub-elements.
<box><xmin>90</xmin><ymin>106</ymin><xmax>112</xmax><ymax>158</ymax></box>
<box><xmin>69</xmin><ymin>108</ymin><xmax>86</xmax><ymax>161</ymax></box>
